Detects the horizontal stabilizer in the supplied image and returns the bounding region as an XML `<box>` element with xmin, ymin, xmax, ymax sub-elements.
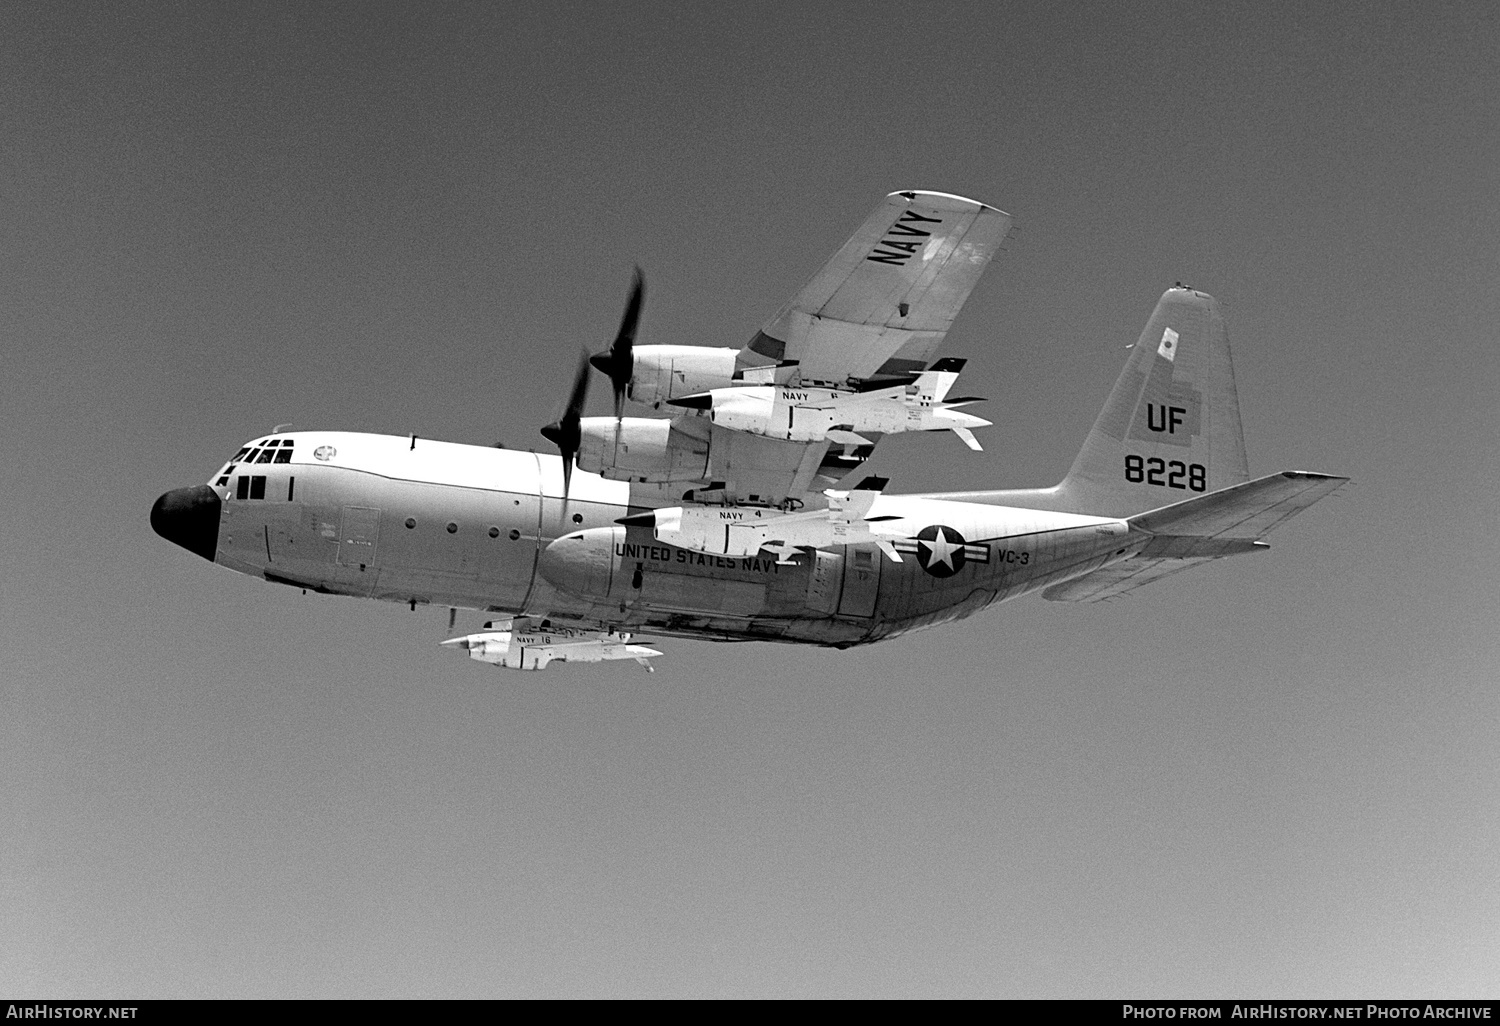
<box><xmin>1042</xmin><ymin>553</ymin><xmax>1249</xmax><ymax>602</ymax></box>
<box><xmin>1127</xmin><ymin>471</ymin><xmax>1348</xmax><ymax>539</ymax></box>
<box><xmin>1043</xmin><ymin>471</ymin><xmax>1346</xmax><ymax>602</ymax></box>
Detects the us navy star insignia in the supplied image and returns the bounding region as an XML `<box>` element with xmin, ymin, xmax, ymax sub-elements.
<box><xmin>922</xmin><ymin>527</ymin><xmax>961</xmax><ymax>570</ymax></box>
<box><xmin>891</xmin><ymin>525</ymin><xmax>990</xmax><ymax>578</ymax></box>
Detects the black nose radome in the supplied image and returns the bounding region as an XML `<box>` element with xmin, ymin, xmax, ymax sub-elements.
<box><xmin>150</xmin><ymin>485</ymin><xmax>221</xmax><ymax>562</ymax></box>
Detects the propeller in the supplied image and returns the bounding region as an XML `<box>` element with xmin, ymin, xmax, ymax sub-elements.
<box><xmin>589</xmin><ymin>268</ymin><xmax>645</xmax><ymax>419</ymax></box>
<box><xmin>539</xmin><ymin>349</ymin><xmax>592</xmax><ymax>505</ymax></box>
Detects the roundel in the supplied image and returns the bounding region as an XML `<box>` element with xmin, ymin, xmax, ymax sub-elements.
<box><xmin>914</xmin><ymin>524</ymin><xmax>968</xmax><ymax>578</ymax></box>
<box><xmin>313</xmin><ymin>445</ymin><xmax>337</xmax><ymax>461</ymax></box>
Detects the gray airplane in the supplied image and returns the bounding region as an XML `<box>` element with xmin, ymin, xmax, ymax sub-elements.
<box><xmin>152</xmin><ymin>191</ymin><xmax>1345</xmax><ymax>671</ymax></box>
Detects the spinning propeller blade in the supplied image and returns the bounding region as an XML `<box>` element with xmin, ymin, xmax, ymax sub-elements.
<box><xmin>588</xmin><ymin>268</ymin><xmax>644</xmax><ymax>419</ymax></box>
<box><xmin>540</xmin><ymin>349</ymin><xmax>592</xmax><ymax>504</ymax></box>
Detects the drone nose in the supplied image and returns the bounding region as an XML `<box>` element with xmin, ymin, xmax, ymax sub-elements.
<box><xmin>150</xmin><ymin>485</ymin><xmax>222</xmax><ymax>562</ymax></box>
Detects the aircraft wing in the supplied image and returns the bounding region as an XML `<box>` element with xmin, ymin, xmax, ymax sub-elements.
<box><xmin>653</xmin><ymin>393</ymin><xmax>877</xmax><ymax>505</ymax></box>
<box><xmin>739</xmin><ymin>191</ymin><xmax>1012</xmax><ymax>385</ymax></box>
<box><xmin>705</xmin><ymin>426</ymin><xmax>835</xmax><ymax>504</ymax></box>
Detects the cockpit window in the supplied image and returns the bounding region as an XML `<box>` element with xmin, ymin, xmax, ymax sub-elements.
<box><xmin>223</xmin><ymin>441</ymin><xmax>293</xmax><ymax>492</ymax></box>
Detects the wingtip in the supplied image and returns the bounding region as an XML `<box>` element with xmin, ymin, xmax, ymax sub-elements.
<box><xmin>1160</xmin><ymin>284</ymin><xmax>1218</xmax><ymax>306</ymax></box>
<box><xmin>1279</xmin><ymin>471</ymin><xmax>1351</xmax><ymax>483</ymax></box>
<box><xmin>890</xmin><ymin>189</ymin><xmax>1006</xmax><ymax>215</ymax></box>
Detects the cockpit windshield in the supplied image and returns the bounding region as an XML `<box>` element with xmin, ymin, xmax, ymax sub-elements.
<box><xmin>214</xmin><ymin>438</ymin><xmax>296</xmax><ymax>487</ymax></box>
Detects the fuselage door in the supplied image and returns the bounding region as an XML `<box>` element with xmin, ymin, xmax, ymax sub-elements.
<box><xmin>837</xmin><ymin>544</ymin><xmax>880</xmax><ymax>618</ymax></box>
<box><xmin>338</xmin><ymin>506</ymin><xmax>381</xmax><ymax>567</ymax></box>
<box><xmin>807</xmin><ymin>549</ymin><xmax>843</xmax><ymax>614</ymax></box>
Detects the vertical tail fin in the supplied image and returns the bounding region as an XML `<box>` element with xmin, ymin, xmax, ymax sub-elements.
<box><xmin>945</xmin><ymin>287</ymin><xmax>1250</xmax><ymax>516</ymax></box>
<box><xmin>1056</xmin><ymin>287</ymin><xmax>1248</xmax><ymax>516</ymax></box>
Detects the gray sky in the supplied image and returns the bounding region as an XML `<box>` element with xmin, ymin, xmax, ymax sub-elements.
<box><xmin>4</xmin><ymin>0</ymin><xmax>1498</xmax><ymax>998</ymax></box>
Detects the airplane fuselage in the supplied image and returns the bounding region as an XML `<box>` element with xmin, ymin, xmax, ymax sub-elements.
<box><xmin>147</xmin><ymin>190</ymin><xmax>1346</xmax><ymax>666</ymax></box>
<box><xmin>155</xmin><ymin>430</ymin><xmax>1140</xmax><ymax>647</ymax></box>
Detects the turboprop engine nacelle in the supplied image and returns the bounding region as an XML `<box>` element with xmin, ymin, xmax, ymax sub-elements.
<box><xmin>576</xmin><ymin>417</ymin><xmax>710</xmax><ymax>482</ymax></box>
<box><xmin>442</xmin><ymin>620</ymin><xmax>660</xmax><ymax>671</ymax></box>
<box><xmin>617</xmin><ymin>488</ymin><xmax>905</xmax><ymax>563</ymax></box>
<box><xmin>627</xmin><ymin>345</ymin><xmax>738</xmax><ymax>406</ymax></box>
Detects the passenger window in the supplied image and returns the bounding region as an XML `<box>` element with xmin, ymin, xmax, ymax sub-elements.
<box><xmin>273</xmin><ymin>450</ymin><xmax>292</xmax><ymax>463</ymax></box>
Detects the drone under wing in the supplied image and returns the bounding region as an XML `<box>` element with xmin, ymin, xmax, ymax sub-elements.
<box><xmin>739</xmin><ymin>191</ymin><xmax>1012</xmax><ymax>386</ymax></box>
